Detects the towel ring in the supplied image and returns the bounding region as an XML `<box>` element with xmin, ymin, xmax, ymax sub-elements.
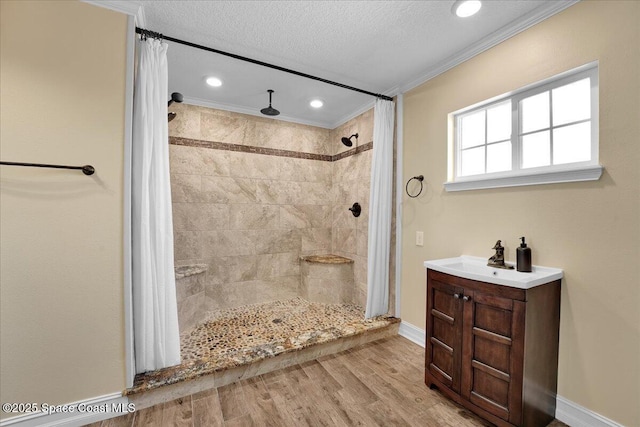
<box><xmin>405</xmin><ymin>175</ymin><xmax>424</xmax><ymax>198</ymax></box>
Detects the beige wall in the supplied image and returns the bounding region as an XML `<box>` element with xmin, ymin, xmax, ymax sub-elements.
<box><xmin>401</xmin><ymin>1</ymin><xmax>639</xmax><ymax>425</ymax></box>
<box><xmin>0</xmin><ymin>0</ymin><xmax>128</xmax><ymax>416</ymax></box>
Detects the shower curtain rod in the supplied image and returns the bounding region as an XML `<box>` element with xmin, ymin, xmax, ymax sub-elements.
<box><xmin>135</xmin><ymin>27</ymin><xmax>394</xmax><ymax>102</ymax></box>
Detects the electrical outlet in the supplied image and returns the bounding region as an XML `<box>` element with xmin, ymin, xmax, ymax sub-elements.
<box><xmin>416</xmin><ymin>231</ymin><xmax>424</xmax><ymax>246</ymax></box>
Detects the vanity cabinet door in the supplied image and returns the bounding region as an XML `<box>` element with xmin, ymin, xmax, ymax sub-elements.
<box><xmin>460</xmin><ymin>290</ymin><xmax>525</xmax><ymax>424</ymax></box>
<box><xmin>426</xmin><ymin>269</ymin><xmax>560</xmax><ymax>427</ymax></box>
<box><xmin>425</xmin><ymin>277</ymin><xmax>463</xmax><ymax>393</ymax></box>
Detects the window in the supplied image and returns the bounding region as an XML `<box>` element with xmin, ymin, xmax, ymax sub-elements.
<box><xmin>446</xmin><ymin>62</ymin><xmax>602</xmax><ymax>191</ymax></box>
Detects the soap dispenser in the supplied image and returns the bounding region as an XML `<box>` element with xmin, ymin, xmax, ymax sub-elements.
<box><xmin>517</xmin><ymin>237</ymin><xmax>532</xmax><ymax>272</ymax></box>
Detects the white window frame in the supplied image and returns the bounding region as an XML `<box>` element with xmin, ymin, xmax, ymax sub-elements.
<box><xmin>445</xmin><ymin>62</ymin><xmax>602</xmax><ymax>192</ymax></box>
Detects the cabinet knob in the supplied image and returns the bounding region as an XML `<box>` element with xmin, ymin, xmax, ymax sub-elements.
<box><xmin>453</xmin><ymin>293</ymin><xmax>461</xmax><ymax>299</ymax></box>
<box><xmin>463</xmin><ymin>295</ymin><xmax>472</xmax><ymax>302</ymax></box>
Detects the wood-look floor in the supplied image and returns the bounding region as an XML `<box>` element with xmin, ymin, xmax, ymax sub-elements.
<box><xmin>87</xmin><ymin>336</ymin><xmax>567</xmax><ymax>427</ymax></box>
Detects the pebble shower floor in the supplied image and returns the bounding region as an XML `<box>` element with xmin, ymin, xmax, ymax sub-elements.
<box><xmin>128</xmin><ymin>297</ymin><xmax>398</xmax><ymax>394</ymax></box>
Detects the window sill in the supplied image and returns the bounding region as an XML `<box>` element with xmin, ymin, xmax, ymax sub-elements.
<box><xmin>444</xmin><ymin>164</ymin><xmax>603</xmax><ymax>192</ymax></box>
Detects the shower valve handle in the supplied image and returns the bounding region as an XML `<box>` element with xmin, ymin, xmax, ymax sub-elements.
<box><xmin>349</xmin><ymin>202</ymin><xmax>361</xmax><ymax>217</ymax></box>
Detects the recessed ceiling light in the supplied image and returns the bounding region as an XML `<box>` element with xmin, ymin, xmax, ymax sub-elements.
<box><xmin>310</xmin><ymin>99</ymin><xmax>324</xmax><ymax>108</ymax></box>
<box><xmin>452</xmin><ymin>0</ymin><xmax>481</xmax><ymax>18</ymax></box>
<box><xmin>205</xmin><ymin>76</ymin><xmax>222</xmax><ymax>87</ymax></box>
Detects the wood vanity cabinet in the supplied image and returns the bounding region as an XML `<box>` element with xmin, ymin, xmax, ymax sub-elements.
<box><xmin>425</xmin><ymin>269</ymin><xmax>561</xmax><ymax>427</ymax></box>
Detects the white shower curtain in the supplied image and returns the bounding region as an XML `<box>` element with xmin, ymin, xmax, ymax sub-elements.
<box><xmin>366</xmin><ymin>99</ymin><xmax>396</xmax><ymax>318</ymax></box>
<box><xmin>132</xmin><ymin>37</ymin><xmax>180</xmax><ymax>373</ymax></box>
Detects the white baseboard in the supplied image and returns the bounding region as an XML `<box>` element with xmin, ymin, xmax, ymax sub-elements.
<box><xmin>555</xmin><ymin>395</ymin><xmax>624</xmax><ymax>427</ymax></box>
<box><xmin>398</xmin><ymin>320</ymin><xmax>425</xmax><ymax>347</ymax></box>
<box><xmin>397</xmin><ymin>321</ymin><xmax>623</xmax><ymax>427</ymax></box>
<box><xmin>0</xmin><ymin>393</ymin><xmax>131</xmax><ymax>427</ymax></box>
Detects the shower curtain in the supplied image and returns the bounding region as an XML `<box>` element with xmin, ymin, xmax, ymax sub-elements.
<box><xmin>366</xmin><ymin>98</ymin><xmax>395</xmax><ymax>318</ymax></box>
<box><xmin>132</xmin><ymin>37</ymin><xmax>180</xmax><ymax>373</ymax></box>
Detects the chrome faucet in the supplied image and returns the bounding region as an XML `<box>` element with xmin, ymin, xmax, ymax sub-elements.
<box><xmin>488</xmin><ymin>240</ymin><xmax>514</xmax><ymax>270</ymax></box>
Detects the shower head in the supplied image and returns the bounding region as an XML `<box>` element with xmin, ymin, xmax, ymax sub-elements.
<box><xmin>168</xmin><ymin>92</ymin><xmax>184</xmax><ymax>107</ymax></box>
<box><xmin>341</xmin><ymin>133</ymin><xmax>359</xmax><ymax>147</ymax></box>
<box><xmin>168</xmin><ymin>92</ymin><xmax>183</xmax><ymax>122</ymax></box>
<box><xmin>260</xmin><ymin>89</ymin><xmax>280</xmax><ymax>116</ymax></box>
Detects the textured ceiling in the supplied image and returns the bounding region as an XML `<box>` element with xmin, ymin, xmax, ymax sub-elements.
<box><xmin>140</xmin><ymin>0</ymin><xmax>574</xmax><ymax>128</ymax></box>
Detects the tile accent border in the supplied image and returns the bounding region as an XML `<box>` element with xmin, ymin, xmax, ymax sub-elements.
<box><xmin>170</xmin><ymin>136</ymin><xmax>372</xmax><ymax>162</ymax></box>
<box><xmin>332</xmin><ymin>141</ymin><xmax>373</xmax><ymax>161</ymax></box>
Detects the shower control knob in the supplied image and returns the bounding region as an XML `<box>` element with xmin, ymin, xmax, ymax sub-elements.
<box><xmin>349</xmin><ymin>202</ymin><xmax>361</xmax><ymax>217</ymax></box>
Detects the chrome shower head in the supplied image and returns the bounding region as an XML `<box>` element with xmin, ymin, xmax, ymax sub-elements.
<box><xmin>260</xmin><ymin>89</ymin><xmax>280</xmax><ymax>116</ymax></box>
<box><xmin>341</xmin><ymin>133</ymin><xmax>358</xmax><ymax>147</ymax></box>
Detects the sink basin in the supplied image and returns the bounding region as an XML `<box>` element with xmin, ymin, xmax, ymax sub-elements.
<box><xmin>424</xmin><ymin>256</ymin><xmax>563</xmax><ymax>289</ymax></box>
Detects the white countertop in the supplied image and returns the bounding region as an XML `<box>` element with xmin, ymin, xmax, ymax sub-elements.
<box><xmin>424</xmin><ymin>255</ymin><xmax>563</xmax><ymax>289</ymax></box>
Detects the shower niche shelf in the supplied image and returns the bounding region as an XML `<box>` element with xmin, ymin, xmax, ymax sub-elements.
<box><xmin>174</xmin><ymin>263</ymin><xmax>208</xmax><ymax>279</ymax></box>
<box><xmin>175</xmin><ymin>263</ymin><xmax>208</xmax><ymax>333</ymax></box>
<box><xmin>301</xmin><ymin>255</ymin><xmax>354</xmax><ymax>305</ymax></box>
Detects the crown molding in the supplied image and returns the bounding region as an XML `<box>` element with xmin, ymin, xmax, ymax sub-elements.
<box><xmin>334</xmin><ymin>1</ymin><xmax>579</xmax><ymax>127</ymax></box>
<box><xmin>86</xmin><ymin>0</ymin><xmax>578</xmax><ymax>130</ymax></box>
<box><xmin>186</xmin><ymin>95</ymin><xmax>378</xmax><ymax>131</ymax></box>
<box><xmin>398</xmin><ymin>1</ymin><xmax>580</xmax><ymax>94</ymax></box>
<box><xmin>82</xmin><ymin>0</ymin><xmax>145</xmax><ymax>26</ymax></box>
<box><xmin>183</xmin><ymin>96</ymin><xmax>332</xmax><ymax>129</ymax></box>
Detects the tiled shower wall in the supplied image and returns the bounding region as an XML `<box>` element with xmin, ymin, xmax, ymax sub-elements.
<box><xmin>329</xmin><ymin>109</ymin><xmax>397</xmax><ymax>312</ymax></box>
<box><xmin>330</xmin><ymin>110</ymin><xmax>374</xmax><ymax>308</ymax></box>
<box><xmin>169</xmin><ymin>104</ymin><xmax>331</xmax><ymax>312</ymax></box>
<box><xmin>168</xmin><ymin>102</ymin><xmax>394</xmax><ymax>315</ymax></box>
